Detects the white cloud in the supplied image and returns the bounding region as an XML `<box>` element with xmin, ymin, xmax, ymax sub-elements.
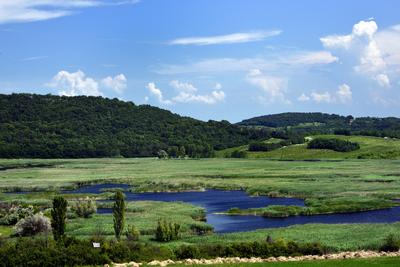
<box><xmin>168</xmin><ymin>30</ymin><xmax>281</xmax><ymax>46</ymax></box>
<box><xmin>146</xmin><ymin>82</ymin><xmax>172</xmax><ymax>105</ymax></box>
<box><xmin>48</xmin><ymin>70</ymin><xmax>128</xmax><ymax>96</ymax></box>
<box><xmin>169</xmin><ymin>80</ymin><xmax>197</xmax><ymax>93</ymax></box>
<box><xmin>311</xmin><ymin>92</ymin><xmax>332</xmax><ymax>103</ymax></box>
<box><xmin>101</xmin><ymin>74</ymin><xmax>127</xmax><ymax>94</ymax></box>
<box><xmin>0</xmin><ymin>0</ymin><xmax>139</xmax><ymax>24</ymax></box>
<box><xmin>281</xmin><ymin>51</ymin><xmax>338</xmax><ymax>65</ymax></box>
<box><xmin>48</xmin><ymin>70</ymin><xmax>102</xmax><ymax>96</ymax></box>
<box><xmin>246</xmin><ymin>69</ymin><xmax>289</xmax><ymax>104</ymax></box>
<box><xmin>20</xmin><ymin>55</ymin><xmax>48</xmax><ymax>61</ymax></box>
<box><xmin>156</xmin><ymin>51</ymin><xmax>337</xmax><ymax>75</ymax></box>
<box><xmin>337</xmin><ymin>83</ymin><xmax>352</xmax><ymax>103</ymax></box>
<box><xmin>297</xmin><ymin>93</ymin><xmax>310</xmax><ymax>102</ymax></box>
<box><xmin>214</xmin><ymin>83</ymin><xmax>222</xmax><ymax>90</ymax></box>
<box><xmin>298</xmin><ymin>84</ymin><xmax>352</xmax><ymax>104</ymax></box>
<box><xmin>172</xmin><ymin>90</ymin><xmax>225</xmax><ymax>104</ymax></box>
<box><xmin>146</xmin><ymin>81</ymin><xmax>225</xmax><ymax>105</ymax></box>
<box><xmin>375</xmin><ymin>73</ymin><xmax>391</xmax><ymax>87</ymax></box>
<box><xmin>321</xmin><ymin>20</ymin><xmax>400</xmax><ymax>88</ymax></box>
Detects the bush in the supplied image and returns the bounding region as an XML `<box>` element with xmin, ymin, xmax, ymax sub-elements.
<box><xmin>190</xmin><ymin>223</ymin><xmax>214</xmax><ymax>235</ymax></box>
<box><xmin>155</xmin><ymin>219</ymin><xmax>181</xmax><ymax>242</ymax></box>
<box><xmin>14</xmin><ymin>212</ymin><xmax>51</xmax><ymax>236</ymax></box>
<box><xmin>157</xmin><ymin>149</ymin><xmax>168</xmax><ymax>159</ymax></box>
<box><xmin>71</xmin><ymin>197</ymin><xmax>97</xmax><ymax>218</ymax></box>
<box><xmin>0</xmin><ymin>205</ymin><xmax>34</xmax><ymax>225</ymax></box>
<box><xmin>249</xmin><ymin>142</ymin><xmax>282</xmax><ymax>152</ymax></box>
<box><xmin>307</xmin><ymin>138</ymin><xmax>360</xmax><ymax>152</ymax></box>
<box><xmin>125</xmin><ymin>225</ymin><xmax>140</xmax><ymax>241</ymax></box>
<box><xmin>230</xmin><ymin>150</ymin><xmax>247</xmax><ymax>158</ymax></box>
<box><xmin>380</xmin><ymin>234</ymin><xmax>400</xmax><ymax>252</ymax></box>
<box><xmin>334</xmin><ymin>129</ymin><xmax>351</xmax><ymax>136</ymax></box>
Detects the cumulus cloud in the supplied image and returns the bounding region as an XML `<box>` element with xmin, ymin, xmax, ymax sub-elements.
<box><xmin>374</xmin><ymin>73</ymin><xmax>391</xmax><ymax>88</ymax></box>
<box><xmin>0</xmin><ymin>0</ymin><xmax>139</xmax><ymax>24</ymax></box>
<box><xmin>48</xmin><ymin>70</ymin><xmax>128</xmax><ymax>96</ymax></box>
<box><xmin>337</xmin><ymin>83</ymin><xmax>352</xmax><ymax>103</ymax></box>
<box><xmin>214</xmin><ymin>83</ymin><xmax>222</xmax><ymax>90</ymax></box>
<box><xmin>320</xmin><ymin>20</ymin><xmax>400</xmax><ymax>88</ymax></box>
<box><xmin>169</xmin><ymin>80</ymin><xmax>197</xmax><ymax>93</ymax></box>
<box><xmin>146</xmin><ymin>82</ymin><xmax>172</xmax><ymax>105</ymax></box>
<box><xmin>246</xmin><ymin>69</ymin><xmax>289</xmax><ymax>104</ymax></box>
<box><xmin>101</xmin><ymin>74</ymin><xmax>127</xmax><ymax>94</ymax></box>
<box><xmin>299</xmin><ymin>84</ymin><xmax>352</xmax><ymax>104</ymax></box>
<box><xmin>172</xmin><ymin>90</ymin><xmax>225</xmax><ymax>104</ymax></box>
<box><xmin>297</xmin><ymin>93</ymin><xmax>310</xmax><ymax>102</ymax></box>
<box><xmin>168</xmin><ymin>30</ymin><xmax>281</xmax><ymax>46</ymax></box>
<box><xmin>48</xmin><ymin>70</ymin><xmax>102</xmax><ymax>96</ymax></box>
<box><xmin>310</xmin><ymin>92</ymin><xmax>333</xmax><ymax>103</ymax></box>
<box><xmin>146</xmin><ymin>81</ymin><xmax>225</xmax><ymax>105</ymax></box>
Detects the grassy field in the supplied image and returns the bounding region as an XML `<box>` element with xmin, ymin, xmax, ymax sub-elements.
<box><xmin>166</xmin><ymin>256</ymin><xmax>400</xmax><ymax>267</ymax></box>
<box><xmin>1</xmin><ymin>151</ymin><xmax>400</xmax><ymax>251</ymax></box>
<box><xmin>216</xmin><ymin>135</ymin><xmax>400</xmax><ymax>160</ymax></box>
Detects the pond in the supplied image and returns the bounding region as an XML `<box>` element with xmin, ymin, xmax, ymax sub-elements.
<box><xmin>63</xmin><ymin>183</ymin><xmax>400</xmax><ymax>233</ymax></box>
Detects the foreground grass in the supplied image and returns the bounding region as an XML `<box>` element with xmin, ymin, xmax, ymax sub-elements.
<box><xmin>165</xmin><ymin>256</ymin><xmax>400</xmax><ymax>267</ymax></box>
<box><xmin>170</xmin><ymin>223</ymin><xmax>400</xmax><ymax>252</ymax></box>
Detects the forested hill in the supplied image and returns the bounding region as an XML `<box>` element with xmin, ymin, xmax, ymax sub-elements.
<box><xmin>237</xmin><ymin>112</ymin><xmax>400</xmax><ymax>138</ymax></box>
<box><xmin>0</xmin><ymin>94</ymin><xmax>267</xmax><ymax>158</ymax></box>
<box><xmin>238</xmin><ymin>112</ymin><xmax>352</xmax><ymax>127</ymax></box>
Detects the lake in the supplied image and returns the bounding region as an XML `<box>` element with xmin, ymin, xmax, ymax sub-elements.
<box><xmin>63</xmin><ymin>183</ymin><xmax>400</xmax><ymax>233</ymax></box>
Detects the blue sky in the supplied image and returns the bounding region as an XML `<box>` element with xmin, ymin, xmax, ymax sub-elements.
<box><xmin>1</xmin><ymin>0</ymin><xmax>400</xmax><ymax>122</ymax></box>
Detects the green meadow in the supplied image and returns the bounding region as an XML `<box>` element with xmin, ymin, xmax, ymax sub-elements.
<box><xmin>1</xmin><ymin>142</ymin><xmax>400</xmax><ymax>251</ymax></box>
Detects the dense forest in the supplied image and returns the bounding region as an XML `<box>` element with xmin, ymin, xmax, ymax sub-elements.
<box><xmin>238</xmin><ymin>112</ymin><xmax>400</xmax><ymax>138</ymax></box>
<box><xmin>0</xmin><ymin>94</ymin><xmax>269</xmax><ymax>158</ymax></box>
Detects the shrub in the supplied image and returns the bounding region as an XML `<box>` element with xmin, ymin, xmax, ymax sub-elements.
<box><xmin>307</xmin><ymin>138</ymin><xmax>360</xmax><ymax>152</ymax></box>
<box><xmin>175</xmin><ymin>245</ymin><xmax>201</xmax><ymax>259</ymax></box>
<box><xmin>380</xmin><ymin>234</ymin><xmax>400</xmax><ymax>252</ymax></box>
<box><xmin>14</xmin><ymin>212</ymin><xmax>51</xmax><ymax>236</ymax></box>
<box><xmin>334</xmin><ymin>129</ymin><xmax>351</xmax><ymax>136</ymax></box>
<box><xmin>125</xmin><ymin>225</ymin><xmax>140</xmax><ymax>241</ymax></box>
<box><xmin>0</xmin><ymin>205</ymin><xmax>34</xmax><ymax>225</ymax></box>
<box><xmin>230</xmin><ymin>150</ymin><xmax>247</xmax><ymax>158</ymax></box>
<box><xmin>71</xmin><ymin>197</ymin><xmax>97</xmax><ymax>218</ymax></box>
<box><xmin>157</xmin><ymin>149</ymin><xmax>168</xmax><ymax>159</ymax></box>
<box><xmin>155</xmin><ymin>219</ymin><xmax>181</xmax><ymax>242</ymax></box>
<box><xmin>249</xmin><ymin>142</ymin><xmax>282</xmax><ymax>152</ymax></box>
<box><xmin>190</xmin><ymin>223</ymin><xmax>214</xmax><ymax>235</ymax></box>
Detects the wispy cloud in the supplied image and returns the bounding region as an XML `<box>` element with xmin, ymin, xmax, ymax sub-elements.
<box><xmin>155</xmin><ymin>50</ymin><xmax>337</xmax><ymax>75</ymax></box>
<box><xmin>0</xmin><ymin>0</ymin><xmax>139</xmax><ymax>24</ymax></box>
<box><xmin>168</xmin><ymin>30</ymin><xmax>281</xmax><ymax>46</ymax></box>
<box><xmin>20</xmin><ymin>55</ymin><xmax>48</xmax><ymax>62</ymax></box>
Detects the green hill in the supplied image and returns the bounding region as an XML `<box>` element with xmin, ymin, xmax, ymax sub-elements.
<box><xmin>216</xmin><ymin>135</ymin><xmax>400</xmax><ymax>159</ymax></box>
<box><xmin>238</xmin><ymin>112</ymin><xmax>400</xmax><ymax>139</ymax></box>
<box><xmin>0</xmin><ymin>94</ymin><xmax>268</xmax><ymax>158</ymax></box>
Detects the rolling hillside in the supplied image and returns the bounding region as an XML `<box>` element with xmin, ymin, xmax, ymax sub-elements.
<box><xmin>216</xmin><ymin>135</ymin><xmax>400</xmax><ymax>159</ymax></box>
